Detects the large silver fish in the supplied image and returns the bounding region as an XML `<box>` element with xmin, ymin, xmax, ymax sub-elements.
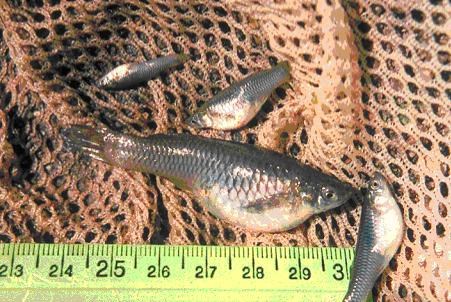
<box><xmin>343</xmin><ymin>172</ymin><xmax>404</xmax><ymax>302</ymax></box>
<box><xmin>61</xmin><ymin>125</ymin><xmax>356</xmax><ymax>232</ymax></box>
<box><xmin>186</xmin><ymin>61</ymin><xmax>291</xmax><ymax>130</ymax></box>
<box><xmin>97</xmin><ymin>53</ymin><xmax>188</xmax><ymax>90</ymax></box>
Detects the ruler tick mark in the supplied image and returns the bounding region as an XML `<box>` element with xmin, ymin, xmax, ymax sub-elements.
<box><xmin>251</xmin><ymin>249</ymin><xmax>255</xmax><ymax>279</ymax></box>
<box><xmin>9</xmin><ymin>244</ymin><xmax>15</xmax><ymax>277</ymax></box>
<box><xmin>134</xmin><ymin>251</ymin><xmax>138</xmax><ymax>269</ymax></box>
<box><xmin>109</xmin><ymin>251</ymin><xmax>114</xmax><ymax>277</ymax></box>
<box><xmin>35</xmin><ymin>245</ymin><xmax>41</xmax><ymax>269</ymax></box>
<box><xmin>157</xmin><ymin>249</ymin><xmax>161</xmax><ymax>278</ymax></box>
<box><xmin>205</xmin><ymin>252</ymin><xmax>208</xmax><ymax>278</ymax></box>
<box><xmin>297</xmin><ymin>249</ymin><xmax>302</xmax><ymax>280</ymax></box>
<box><xmin>60</xmin><ymin>245</ymin><xmax>65</xmax><ymax>277</ymax></box>
<box><xmin>85</xmin><ymin>245</ymin><xmax>90</xmax><ymax>269</ymax></box>
<box><xmin>344</xmin><ymin>250</ymin><xmax>349</xmax><ymax>280</ymax></box>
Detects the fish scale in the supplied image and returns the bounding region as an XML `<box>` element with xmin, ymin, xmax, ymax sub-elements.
<box><xmin>61</xmin><ymin>126</ymin><xmax>356</xmax><ymax>232</ymax></box>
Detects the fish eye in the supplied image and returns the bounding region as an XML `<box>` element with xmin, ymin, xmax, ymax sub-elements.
<box><xmin>321</xmin><ymin>187</ymin><xmax>337</xmax><ymax>201</ymax></box>
<box><xmin>370</xmin><ymin>180</ymin><xmax>380</xmax><ymax>190</ymax></box>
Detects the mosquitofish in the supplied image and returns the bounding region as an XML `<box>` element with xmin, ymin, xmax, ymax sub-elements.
<box><xmin>343</xmin><ymin>173</ymin><xmax>404</xmax><ymax>302</ymax></box>
<box><xmin>61</xmin><ymin>125</ymin><xmax>356</xmax><ymax>232</ymax></box>
<box><xmin>97</xmin><ymin>53</ymin><xmax>189</xmax><ymax>90</ymax></box>
<box><xmin>186</xmin><ymin>61</ymin><xmax>291</xmax><ymax>130</ymax></box>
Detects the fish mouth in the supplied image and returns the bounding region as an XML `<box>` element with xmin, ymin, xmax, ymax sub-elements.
<box><xmin>185</xmin><ymin>114</ymin><xmax>204</xmax><ymax>129</ymax></box>
<box><xmin>333</xmin><ymin>183</ymin><xmax>360</xmax><ymax>209</ymax></box>
<box><xmin>372</xmin><ymin>171</ymin><xmax>386</xmax><ymax>182</ymax></box>
<box><xmin>96</xmin><ymin>77</ymin><xmax>109</xmax><ymax>89</ymax></box>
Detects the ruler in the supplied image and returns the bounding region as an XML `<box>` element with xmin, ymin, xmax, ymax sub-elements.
<box><xmin>0</xmin><ymin>244</ymin><xmax>372</xmax><ymax>302</ymax></box>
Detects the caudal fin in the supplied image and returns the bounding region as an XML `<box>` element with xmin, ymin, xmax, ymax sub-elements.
<box><xmin>276</xmin><ymin>60</ymin><xmax>291</xmax><ymax>73</ymax></box>
<box><xmin>274</xmin><ymin>60</ymin><xmax>292</xmax><ymax>84</ymax></box>
<box><xmin>61</xmin><ymin>126</ymin><xmax>111</xmax><ymax>162</ymax></box>
<box><xmin>177</xmin><ymin>53</ymin><xmax>190</xmax><ymax>63</ymax></box>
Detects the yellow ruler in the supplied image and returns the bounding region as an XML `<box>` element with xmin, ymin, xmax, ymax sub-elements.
<box><xmin>0</xmin><ymin>244</ymin><xmax>372</xmax><ymax>301</ymax></box>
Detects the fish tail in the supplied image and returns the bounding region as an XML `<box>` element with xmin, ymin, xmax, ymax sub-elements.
<box><xmin>277</xmin><ymin>60</ymin><xmax>291</xmax><ymax>73</ymax></box>
<box><xmin>177</xmin><ymin>53</ymin><xmax>190</xmax><ymax>63</ymax></box>
<box><xmin>61</xmin><ymin>126</ymin><xmax>112</xmax><ymax>163</ymax></box>
<box><xmin>275</xmin><ymin>60</ymin><xmax>291</xmax><ymax>83</ymax></box>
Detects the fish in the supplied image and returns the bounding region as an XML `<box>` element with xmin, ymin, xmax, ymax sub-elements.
<box><xmin>185</xmin><ymin>61</ymin><xmax>291</xmax><ymax>130</ymax></box>
<box><xmin>61</xmin><ymin>125</ymin><xmax>356</xmax><ymax>232</ymax></box>
<box><xmin>343</xmin><ymin>172</ymin><xmax>404</xmax><ymax>302</ymax></box>
<box><xmin>97</xmin><ymin>53</ymin><xmax>189</xmax><ymax>90</ymax></box>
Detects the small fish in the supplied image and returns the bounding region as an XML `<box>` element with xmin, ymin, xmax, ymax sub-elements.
<box><xmin>343</xmin><ymin>173</ymin><xmax>404</xmax><ymax>302</ymax></box>
<box><xmin>97</xmin><ymin>53</ymin><xmax>189</xmax><ymax>90</ymax></box>
<box><xmin>61</xmin><ymin>125</ymin><xmax>356</xmax><ymax>232</ymax></box>
<box><xmin>186</xmin><ymin>61</ymin><xmax>291</xmax><ymax>130</ymax></box>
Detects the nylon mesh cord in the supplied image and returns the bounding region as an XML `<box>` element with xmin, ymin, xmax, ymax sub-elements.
<box><xmin>0</xmin><ymin>1</ymin><xmax>448</xmax><ymax>301</ymax></box>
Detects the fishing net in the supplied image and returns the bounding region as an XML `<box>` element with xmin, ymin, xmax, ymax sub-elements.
<box><xmin>0</xmin><ymin>0</ymin><xmax>448</xmax><ymax>301</ymax></box>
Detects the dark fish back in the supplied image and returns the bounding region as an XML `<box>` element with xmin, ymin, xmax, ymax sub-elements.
<box><xmin>210</xmin><ymin>63</ymin><xmax>290</xmax><ymax>106</ymax></box>
<box><xmin>129</xmin><ymin>134</ymin><xmax>299</xmax><ymax>184</ymax></box>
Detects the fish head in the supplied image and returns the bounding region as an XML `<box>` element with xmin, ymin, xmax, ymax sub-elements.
<box><xmin>96</xmin><ymin>64</ymin><xmax>133</xmax><ymax>90</ymax></box>
<box><xmin>364</xmin><ymin>172</ymin><xmax>394</xmax><ymax>208</ymax></box>
<box><xmin>97</xmin><ymin>75</ymin><xmax>111</xmax><ymax>89</ymax></box>
<box><xmin>305</xmin><ymin>174</ymin><xmax>356</xmax><ymax>213</ymax></box>
<box><xmin>185</xmin><ymin>111</ymin><xmax>213</xmax><ymax>129</ymax></box>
